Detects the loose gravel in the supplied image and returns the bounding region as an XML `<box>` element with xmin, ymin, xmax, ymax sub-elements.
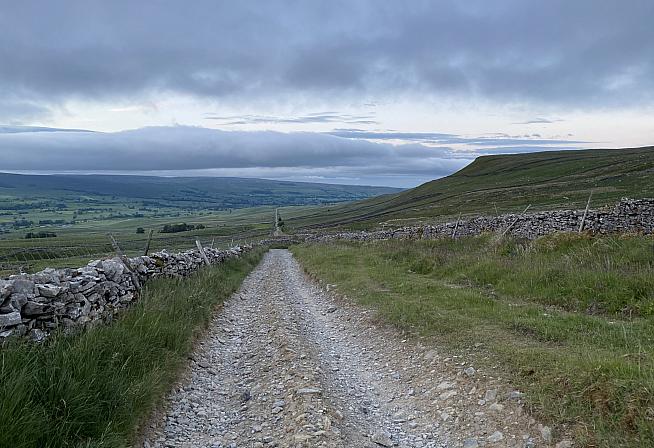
<box><xmin>143</xmin><ymin>249</ymin><xmax>560</xmax><ymax>447</ymax></box>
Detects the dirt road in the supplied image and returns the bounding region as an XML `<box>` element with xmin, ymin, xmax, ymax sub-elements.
<box><xmin>143</xmin><ymin>249</ymin><xmax>546</xmax><ymax>448</ymax></box>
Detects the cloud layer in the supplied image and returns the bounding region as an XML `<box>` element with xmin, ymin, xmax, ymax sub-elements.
<box><xmin>1</xmin><ymin>1</ymin><xmax>650</xmax><ymax>187</ymax></box>
<box><xmin>0</xmin><ymin>125</ymin><xmax>588</xmax><ymax>187</ymax></box>
<box><xmin>1</xmin><ymin>1</ymin><xmax>652</xmax><ymax>109</ymax></box>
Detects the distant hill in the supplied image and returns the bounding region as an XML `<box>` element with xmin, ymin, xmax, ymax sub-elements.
<box><xmin>289</xmin><ymin>146</ymin><xmax>654</xmax><ymax>229</ymax></box>
<box><xmin>0</xmin><ymin>173</ymin><xmax>400</xmax><ymax>210</ymax></box>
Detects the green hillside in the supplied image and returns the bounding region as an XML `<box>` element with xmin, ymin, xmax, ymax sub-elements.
<box><xmin>0</xmin><ymin>173</ymin><xmax>398</xmax><ymax>210</ymax></box>
<box><xmin>0</xmin><ymin>173</ymin><xmax>398</xmax><ymax>238</ymax></box>
<box><xmin>0</xmin><ymin>174</ymin><xmax>397</xmax><ymax>274</ymax></box>
<box><xmin>287</xmin><ymin>146</ymin><xmax>654</xmax><ymax>229</ymax></box>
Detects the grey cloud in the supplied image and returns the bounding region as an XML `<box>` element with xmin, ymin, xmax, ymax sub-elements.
<box><xmin>0</xmin><ymin>125</ymin><xmax>94</xmax><ymax>134</ymax></box>
<box><xmin>0</xmin><ymin>99</ymin><xmax>53</xmax><ymax>123</ymax></box>
<box><xmin>327</xmin><ymin>130</ymin><xmax>585</xmax><ymax>147</ymax></box>
<box><xmin>472</xmin><ymin>146</ymin><xmax>585</xmax><ymax>154</ymax></box>
<box><xmin>470</xmin><ymin>138</ymin><xmax>585</xmax><ymax>147</ymax></box>
<box><xmin>0</xmin><ymin>126</ymin><xmax>469</xmax><ymax>187</ymax></box>
<box><xmin>328</xmin><ymin>131</ymin><xmax>459</xmax><ymax>141</ymax></box>
<box><xmin>515</xmin><ymin>118</ymin><xmax>565</xmax><ymax>125</ymax></box>
<box><xmin>0</xmin><ymin>1</ymin><xmax>652</xmax><ymax>108</ymax></box>
<box><xmin>204</xmin><ymin>112</ymin><xmax>378</xmax><ymax>125</ymax></box>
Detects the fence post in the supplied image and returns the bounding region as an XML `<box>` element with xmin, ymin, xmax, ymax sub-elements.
<box><xmin>109</xmin><ymin>232</ymin><xmax>138</xmax><ymax>266</ymax></box>
<box><xmin>501</xmin><ymin>204</ymin><xmax>531</xmax><ymax>237</ymax></box>
<box><xmin>143</xmin><ymin>229</ymin><xmax>154</xmax><ymax>256</ymax></box>
<box><xmin>108</xmin><ymin>233</ymin><xmax>140</xmax><ymax>288</ymax></box>
<box><xmin>579</xmin><ymin>190</ymin><xmax>593</xmax><ymax>232</ymax></box>
<box><xmin>195</xmin><ymin>239</ymin><xmax>210</xmax><ymax>265</ymax></box>
<box><xmin>452</xmin><ymin>212</ymin><xmax>462</xmax><ymax>240</ymax></box>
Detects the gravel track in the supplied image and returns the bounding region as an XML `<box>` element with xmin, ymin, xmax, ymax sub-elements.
<box><xmin>143</xmin><ymin>249</ymin><xmax>550</xmax><ymax>448</ymax></box>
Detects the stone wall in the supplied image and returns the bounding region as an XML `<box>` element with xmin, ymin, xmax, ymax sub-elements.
<box><xmin>0</xmin><ymin>245</ymin><xmax>250</xmax><ymax>341</ymax></box>
<box><xmin>2</xmin><ymin>198</ymin><xmax>652</xmax><ymax>341</ymax></box>
<box><xmin>304</xmin><ymin>198</ymin><xmax>654</xmax><ymax>243</ymax></box>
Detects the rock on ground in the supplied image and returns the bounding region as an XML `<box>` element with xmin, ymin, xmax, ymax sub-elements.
<box><xmin>143</xmin><ymin>249</ymin><xmax>549</xmax><ymax>447</ymax></box>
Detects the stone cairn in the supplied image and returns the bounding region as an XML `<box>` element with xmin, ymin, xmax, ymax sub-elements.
<box><xmin>0</xmin><ymin>245</ymin><xmax>250</xmax><ymax>341</ymax></box>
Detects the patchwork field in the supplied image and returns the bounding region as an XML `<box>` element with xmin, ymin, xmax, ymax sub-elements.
<box><xmin>0</xmin><ymin>173</ymin><xmax>397</xmax><ymax>276</ymax></box>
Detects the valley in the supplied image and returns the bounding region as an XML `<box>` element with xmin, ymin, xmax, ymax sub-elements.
<box><xmin>1</xmin><ymin>147</ymin><xmax>653</xmax><ymax>447</ymax></box>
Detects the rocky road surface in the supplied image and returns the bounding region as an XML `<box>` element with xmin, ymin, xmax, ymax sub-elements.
<box><xmin>144</xmin><ymin>249</ymin><xmax>563</xmax><ymax>448</ymax></box>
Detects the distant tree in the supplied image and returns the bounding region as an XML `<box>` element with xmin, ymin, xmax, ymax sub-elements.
<box><xmin>38</xmin><ymin>219</ymin><xmax>65</xmax><ymax>225</ymax></box>
<box><xmin>136</xmin><ymin>227</ymin><xmax>145</xmax><ymax>234</ymax></box>
<box><xmin>13</xmin><ymin>219</ymin><xmax>33</xmax><ymax>229</ymax></box>
<box><xmin>160</xmin><ymin>223</ymin><xmax>196</xmax><ymax>233</ymax></box>
<box><xmin>25</xmin><ymin>231</ymin><xmax>57</xmax><ymax>239</ymax></box>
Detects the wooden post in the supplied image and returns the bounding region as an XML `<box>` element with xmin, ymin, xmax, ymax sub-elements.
<box><xmin>274</xmin><ymin>207</ymin><xmax>280</xmax><ymax>235</ymax></box>
<box><xmin>195</xmin><ymin>239</ymin><xmax>210</xmax><ymax>265</ymax></box>
<box><xmin>452</xmin><ymin>212</ymin><xmax>462</xmax><ymax>240</ymax></box>
<box><xmin>143</xmin><ymin>229</ymin><xmax>154</xmax><ymax>256</ymax></box>
<box><xmin>108</xmin><ymin>233</ymin><xmax>135</xmax><ymax>272</ymax></box>
<box><xmin>108</xmin><ymin>233</ymin><xmax>125</xmax><ymax>257</ymax></box>
<box><xmin>501</xmin><ymin>204</ymin><xmax>531</xmax><ymax>237</ymax></box>
<box><xmin>578</xmin><ymin>190</ymin><xmax>593</xmax><ymax>232</ymax></box>
<box><xmin>210</xmin><ymin>237</ymin><xmax>215</xmax><ymax>249</ymax></box>
<box><xmin>108</xmin><ymin>233</ymin><xmax>140</xmax><ymax>288</ymax></box>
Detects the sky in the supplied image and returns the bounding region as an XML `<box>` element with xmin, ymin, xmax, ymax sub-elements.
<box><xmin>1</xmin><ymin>0</ymin><xmax>653</xmax><ymax>187</ymax></box>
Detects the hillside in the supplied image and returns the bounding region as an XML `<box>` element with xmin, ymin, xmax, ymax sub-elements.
<box><xmin>0</xmin><ymin>173</ymin><xmax>398</xmax><ymax>210</ymax></box>
<box><xmin>287</xmin><ymin>146</ymin><xmax>654</xmax><ymax>229</ymax></box>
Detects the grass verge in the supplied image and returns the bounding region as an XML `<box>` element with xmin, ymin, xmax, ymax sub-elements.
<box><xmin>0</xmin><ymin>247</ymin><xmax>265</xmax><ymax>448</ymax></box>
<box><xmin>291</xmin><ymin>234</ymin><xmax>654</xmax><ymax>447</ymax></box>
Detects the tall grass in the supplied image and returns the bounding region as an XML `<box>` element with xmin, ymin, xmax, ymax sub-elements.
<box><xmin>0</xmin><ymin>248</ymin><xmax>264</xmax><ymax>448</ymax></box>
<box><xmin>292</xmin><ymin>234</ymin><xmax>654</xmax><ymax>447</ymax></box>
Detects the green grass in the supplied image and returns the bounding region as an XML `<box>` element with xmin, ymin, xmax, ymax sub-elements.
<box><xmin>291</xmin><ymin>234</ymin><xmax>654</xmax><ymax>447</ymax></box>
<box><xmin>0</xmin><ymin>171</ymin><xmax>398</xmax><ymax>275</ymax></box>
<box><xmin>0</xmin><ymin>205</ymin><xmax>280</xmax><ymax>276</ymax></box>
<box><xmin>286</xmin><ymin>146</ymin><xmax>654</xmax><ymax>230</ymax></box>
<box><xmin>0</xmin><ymin>247</ymin><xmax>265</xmax><ymax>448</ymax></box>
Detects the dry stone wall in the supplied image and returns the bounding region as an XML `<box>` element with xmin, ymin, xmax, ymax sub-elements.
<box><xmin>2</xmin><ymin>198</ymin><xmax>652</xmax><ymax>342</ymax></box>
<box><xmin>0</xmin><ymin>245</ymin><xmax>250</xmax><ymax>341</ymax></box>
<box><xmin>304</xmin><ymin>198</ymin><xmax>654</xmax><ymax>243</ymax></box>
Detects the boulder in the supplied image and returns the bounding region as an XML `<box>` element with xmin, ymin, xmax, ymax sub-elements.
<box><xmin>0</xmin><ymin>280</ymin><xmax>12</xmax><ymax>299</ymax></box>
<box><xmin>10</xmin><ymin>293</ymin><xmax>29</xmax><ymax>309</ymax></box>
<box><xmin>37</xmin><ymin>284</ymin><xmax>62</xmax><ymax>298</ymax></box>
<box><xmin>23</xmin><ymin>301</ymin><xmax>52</xmax><ymax>316</ymax></box>
<box><xmin>101</xmin><ymin>259</ymin><xmax>125</xmax><ymax>281</ymax></box>
<box><xmin>10</xmin><ymin>278</ymin><xmax>35</xmax><ymax>297</ymax></box>
<box><xmin>29</xmin><ymin>328</ymin><xmax>45</xmax><ymax>342</ymax></box>
<box><xmin>0</xmin><ymin>311</ymin><xmax>22</xmax><ymax>327</ymax></box>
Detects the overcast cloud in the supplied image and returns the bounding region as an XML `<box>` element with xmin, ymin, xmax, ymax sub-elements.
<box><xmin>0</xmin><ymin>126</ymin><xmax>472</xmax><ymax>187</ymax></box>
<box><xmin>0</xmin><ymin>1</ymin><xmax>652</xmax><ymax>186</ymax></box>
<box><xmin>2</xmin><ymin>1</ymin><xmax>653</xmax><ymax>105</ymax></box>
